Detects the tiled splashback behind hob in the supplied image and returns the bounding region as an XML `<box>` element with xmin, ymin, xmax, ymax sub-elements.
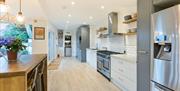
<box><xmin>97</xmin><ymin>34</ymin><xmax>137</xmax><ymax>55</ymax></box>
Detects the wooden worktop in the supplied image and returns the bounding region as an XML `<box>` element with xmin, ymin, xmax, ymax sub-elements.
<box><xmin>0</xmin><ymin>54</ymin><xmax>47</xmax><ymax>77</ymax></box>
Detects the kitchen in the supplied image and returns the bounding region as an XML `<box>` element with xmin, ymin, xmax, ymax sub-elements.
<box><xmin>86</xmin><ymin>11</ymin><xmax>137</xmax><ymax>91</ymax></box>
<box><xmin>1</xmin><ymin>0</ymin><xmax>180</xmax><ymax>91</ymax></box>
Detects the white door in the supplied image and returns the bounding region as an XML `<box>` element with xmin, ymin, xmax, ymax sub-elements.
<box><xmin>48</xmin><ymin>32</ymin><xmax>55</xmax><ymax>61</ymax></box>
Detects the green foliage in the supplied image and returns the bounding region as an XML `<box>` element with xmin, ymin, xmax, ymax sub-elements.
<box><xmin>5</xmin><ymin>38</ymin><xmax>26</xmax><ymax>52</ymax></box>
<box><xmin>4</xmin><ymin>24</ymin><xmax>29</xmax><ymax>42</ymax></box>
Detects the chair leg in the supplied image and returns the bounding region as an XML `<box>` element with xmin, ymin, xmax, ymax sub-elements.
<box><xmin>41</xmin><ymin>75</ymin><xmax>44</xmax><ymax>91</ymax></box>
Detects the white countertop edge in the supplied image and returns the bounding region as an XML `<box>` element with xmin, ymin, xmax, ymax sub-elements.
<box><xmin>111</xmin><ymin>54</ymin><xmax>137</xmax><ymax>64</ymax></box>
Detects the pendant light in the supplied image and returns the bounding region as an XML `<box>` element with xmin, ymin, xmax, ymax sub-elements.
<box><xmin>16</xmin><ymin>0</ymin><xmax>24</xmax><ymax>23</ymax></box>
<box><xmin>0</xmin><ymin>0</ymin><xmax>8</xmax><ymax>15</ymax></box>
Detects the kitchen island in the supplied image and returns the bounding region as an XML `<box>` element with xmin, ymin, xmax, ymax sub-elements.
<box><xmin>0</xmin><ymin>54</ymin><xmax>47</xmax><ymax>91</ymax></box>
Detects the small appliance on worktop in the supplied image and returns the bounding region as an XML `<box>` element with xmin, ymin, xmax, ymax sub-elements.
<box><xmin>97</xmin><ymin>50</ymin><xmax>124</xmax><ymax>80</ymax></box>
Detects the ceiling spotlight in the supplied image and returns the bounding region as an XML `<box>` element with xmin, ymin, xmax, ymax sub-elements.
<box><xmin>68</xmin><ymin>14</ymin><xmax>72</xmax><ymax>17</ymax></box>
<box><xmin>71</xmin><ymin>1</ymin><xmax>75</xmax><ymax>5</ymax></box>
<box><xmin>101</xmin><ymin>5</ymin><xmax>105</xmax><ymax>9</ymax></box>
<box><xmin>89</xmin><ymin>16</ymin><xmax>93</xmax><ymax>20</ymax></box>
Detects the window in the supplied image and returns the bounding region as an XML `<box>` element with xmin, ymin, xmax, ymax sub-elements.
<box><xmin>0</xmin><ymin>22</ymin><xmax>32</xmax><ymax>55</ymax></box>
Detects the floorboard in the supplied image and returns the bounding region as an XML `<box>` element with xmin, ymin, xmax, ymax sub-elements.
<box><xmin>48</xmin><ymin>57</ymin><xmax>121</xmax><ymax>91</ymax></box>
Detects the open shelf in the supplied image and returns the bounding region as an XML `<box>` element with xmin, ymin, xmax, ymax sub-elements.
<box><xmin>123</xmin><ymin>18</ymin><xmax>137</xmax><ymax>24</ymax></box>
<box><xmin>124</xmin><ymin>32</ymin><xmax>136</xmax><ymax>35</ymax></box>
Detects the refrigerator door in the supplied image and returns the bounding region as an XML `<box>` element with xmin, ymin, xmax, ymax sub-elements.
<box><xmin>151</xmin><ymin>82</ymin><xmax>174</xmax><ymax>91</ymax></box>
<box><xmin>152</xmin><ymin>5</ymin><xmax>179</xmax><ymax>90</ymax></box>
<box><xmin>152</xmin><ymin>59</ymin><xmax>178</xmax><ymax>90</ymax></box>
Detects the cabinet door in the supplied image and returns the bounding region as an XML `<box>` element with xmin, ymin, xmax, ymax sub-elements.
<box><xmin>111</xmin><ymin>57</ymin><xmax>137</xmax><ymax>91</ymax></box>
<box><xmin>92</xmin><ymin>51</ymin><xmax>97</xmax><ymax>69</ymax></box>
<box><xmin>86</xmin><ymin>50</ymin><xmax>91</xmax><ymax>65</ymax></box>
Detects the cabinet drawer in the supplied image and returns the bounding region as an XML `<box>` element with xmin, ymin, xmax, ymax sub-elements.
<box><xmin>111</xmin><ymin>72</ymin><xmax>136</xmax><ymax>91</ymax></box>
<box><xmin>111</xmin><ymin>78</ymin><xmax>127</xmax><ymax>91</ymax></box>
<box><xmin>111</xmin><ymin>58</ymin><xmax>126</xmax><ymax>69</ymax></box>
<box><xmin>111</xmin><ymin>58</ymin><xmax>137</xmax><ymax>82</ymax></box>
<box><xmin>112</xmin><ymin>69</ymin><xmax>136</xmax><ymax>83</ymax></box>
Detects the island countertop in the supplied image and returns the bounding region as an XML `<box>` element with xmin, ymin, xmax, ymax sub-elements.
<box><xmin>0</xmin><ymin>54</ymin><xmax>47</xmax><ymax>77</ymax></box>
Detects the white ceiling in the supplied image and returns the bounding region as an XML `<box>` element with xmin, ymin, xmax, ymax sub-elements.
<box><xmin>6</xmin><ymin>0</ymin><xmax>137</xmax><ymax>30</ymax></box>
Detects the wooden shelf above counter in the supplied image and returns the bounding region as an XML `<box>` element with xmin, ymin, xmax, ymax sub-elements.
<box><xmin>96</xmin><ymin>27</ymin><xmax>107</xmax><ymax>34</ymax></box>
<box><xmin>124</xmin><ymin>32</ymin><xmax>137</xmax><ymax>35</ymax></box>
<box><xmin>123</xmin><ymin>18</ymin><xmax>137</xmax><ymax>24</ymax></box>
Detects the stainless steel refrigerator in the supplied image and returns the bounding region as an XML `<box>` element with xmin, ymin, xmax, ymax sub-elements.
<box><xmin>151</xmin><ymin>5</ymin><xmax>180</xmax><ymax>91</ymax></box>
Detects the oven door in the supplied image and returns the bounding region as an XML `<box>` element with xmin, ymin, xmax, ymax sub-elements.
<box><xmin>103</xmin><ymin>58</ymin><xmax>110</xmax><ymax>71</ymax></box>
<box><xmin>97</xmin><ymin>56</ymin><xmax>103</xmax><ymax>71</ymax></box>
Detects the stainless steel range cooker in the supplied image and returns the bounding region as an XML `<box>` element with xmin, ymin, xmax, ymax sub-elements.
<box><xmin>97</xmin><ymin>50</ymin><xmax>123</xmax><ymax>80</ymax></box>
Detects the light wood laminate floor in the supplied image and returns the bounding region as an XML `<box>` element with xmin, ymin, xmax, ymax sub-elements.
<box><xmin>48</xmin><ymin>57</ymin><xmax>121</xmax><ymax>91</ymax></box>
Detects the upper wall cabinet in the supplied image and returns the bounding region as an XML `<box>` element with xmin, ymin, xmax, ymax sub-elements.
<box><xmin>153</xmin><ymin>0</ymin><xmax>180</xmax><ymax>7</ymax></box>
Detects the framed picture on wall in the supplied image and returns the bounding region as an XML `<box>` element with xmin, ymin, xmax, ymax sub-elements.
<box><xmin>34</xmin><ymin>27</ymin><xmax>45</xmax><ymax>40</ymax></box>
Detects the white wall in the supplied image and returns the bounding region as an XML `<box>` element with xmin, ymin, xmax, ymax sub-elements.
<box><xmin>32</xmin><ymin>20</ymin><xmax>48</xmax><ymax>54</ymax></box>
<box><xmin>89</xmin><ymin>26</ymin><xmax>99</xmax><ymax>49</ymax></box>
<box><xmin>32</xmin><ymin>20</ymin><xmax>58</xmax><ymax>64</ymax></box>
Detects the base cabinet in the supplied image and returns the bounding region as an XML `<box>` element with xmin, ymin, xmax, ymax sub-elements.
<box><xmin>86</xmin><ymin>49</ymin><xmax>97</xmax><ymax>69</ymax></box>
<box><xmin>111</xmin><ymin>57</ymin><xmax>137</xmax><ymax>91</ymax></box>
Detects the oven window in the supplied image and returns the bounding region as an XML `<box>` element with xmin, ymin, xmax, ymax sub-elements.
<box><xmin>97</xmin><ymin>60</ymin><xmax>103</xmax><ymax>70</ymax></box>
<box><xmin>103</xmin><ymin>60</ymin><xmax>110</xmax><ymax>70</ymax></box>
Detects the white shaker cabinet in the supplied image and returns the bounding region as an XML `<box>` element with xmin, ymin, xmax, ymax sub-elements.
<box><xmin>111</xmin><ymin>55</ymin><xmax>137</xmax><ymax>91</ymax></box>
<box><xmin>86</xmin><ymin>49</ymin><xmax>97</xmax><ymax>69</ymax></box>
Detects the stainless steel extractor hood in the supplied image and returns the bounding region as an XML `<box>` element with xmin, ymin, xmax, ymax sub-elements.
<box><xmin>108</xmin><ymin>12</ymin><xmax>119</xmax><ymax>36</ymax></box>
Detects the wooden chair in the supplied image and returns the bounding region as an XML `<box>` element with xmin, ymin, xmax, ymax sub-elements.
<box><xmin>27</xmin><ymin>66</ymin><xmax>38</xmax><ymax>91</ymax></box>
<box><xmin>36</xmin><ymin>61</ymin><xmax>45</xmax><ymax>91</ymax></box>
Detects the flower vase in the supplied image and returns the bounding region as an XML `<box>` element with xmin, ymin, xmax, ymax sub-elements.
<box><xmin>7</xmin><ymin>51</ymin><xmax>17</xmax><ymax>61</ymax></box>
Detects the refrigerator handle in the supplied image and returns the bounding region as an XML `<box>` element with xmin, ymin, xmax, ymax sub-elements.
<box><xmin>154</xmin><ymin>82</ymin><xmax>173</xmax><ymax>91</ymax></box>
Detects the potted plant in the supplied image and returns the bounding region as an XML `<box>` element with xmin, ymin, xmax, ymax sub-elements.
<box><xmin>0</xmin><ymin>38</ymin><xmax>26</xmax><ymax>61</ymax></box>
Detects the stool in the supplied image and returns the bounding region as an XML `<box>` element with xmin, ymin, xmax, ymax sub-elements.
<box><xmin>36</xmin><ymin>61</ymin><xmax>45</xmax><ymax>91</ymax></box>
<box><xmin>27</xmin><ymin>66</ymin><xmax>38</xmax><ymax>91</ymax></box>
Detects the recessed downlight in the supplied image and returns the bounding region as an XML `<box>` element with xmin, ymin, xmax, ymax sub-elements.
<box><xmin>71</xmin><ymin>1</ymin><xmax>76</xmax><ymax>5</ymax></box>
<box><xmin>101</xmin><ymin>5</ymin><xmax>105</xmax><ymax>9</ymax></box>
<box><xmin>68</xmin><ymin>14</ymin><xmax>72</xmax><ymax>17</ymax></box>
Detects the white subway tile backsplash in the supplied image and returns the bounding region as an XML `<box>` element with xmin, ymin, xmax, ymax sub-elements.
<box><xmin>126</xmin><ymin>34</ymin><xmax>137</xmax><ymax>55</ymax></box>
<box><xmin>126</xmin><ymin>46</ymin><xmax>137</xmax><ymax>55</ymax></box>
<box><xmin>97</xmin><ymin>34</ymin><xmax>137</xmax><ymax>54</ymax></box>
<box><xmin>126</xmin><ymin>35</ymin><xmax>137</xmax><ymax>46</ymax></box>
